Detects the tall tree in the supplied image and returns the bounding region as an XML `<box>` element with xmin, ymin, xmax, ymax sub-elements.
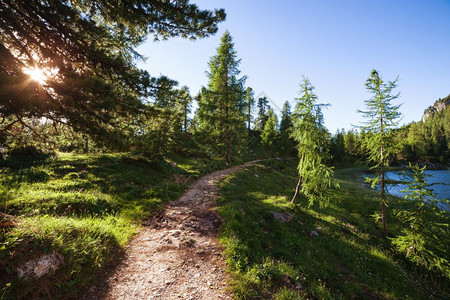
<box><xmin>261</xmin><ymin>108</ymin><xmax>279</xmax><ymax>158</ymax></box>
<box><xmin>197</xmin><ymin>31</ymin><xmax>246</xmax><ymax>164</ymax></box>
<box><xmin>255</xmin><ymin>96</ymin><xmax>270</xmax><ymax>131</ymax></box>
<box><xmin>291</xmin><ymin>78</ymin><xmax>338</xmax><ymax>206</ymax></box>
<box><xmin>178</xmin><ymin>86</ymin><xmax>193</xmax><ymax>134</ymax></box>
<box><xmin>0</xmin><ymin>0</ymin><xmax>225</xmax><ymax>148</ymax></box>
<box><xmin>244</xmin><ymin>87</ymin><xmax>255</xmax><ymax>131</ymax></box>
<box><xmin>358</xmin><ymin>69</ymin><xmax>402</xmax><ymax>237</ymax></box>
<box><xmin>279</xmin><ymin>101</ymin><xmax>295</xmax><ymax>156</ymax></box>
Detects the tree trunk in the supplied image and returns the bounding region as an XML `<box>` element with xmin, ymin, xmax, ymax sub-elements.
<box><xmin>84</xmin><ymin>136</ymin><xmax>89</xmax><ymax>153</ymax></box>
<box><xmin>381</xmin><ymin>158</ymin><xmax>387</xmax><ymax>237</ymax></box>
<box><xmin>379</xmin><ymin>111</ymin><xmax>387</xmax><ymax>238</ymax></box>
<box><xmin>291</xmin><ymin>175</ymin><xmax>302</xmax><ymax>203</ymax></box>
<box><xmin>184</xmin><ymin>106</ymin><xmax>188</xmax><ymax>134</ymax></box>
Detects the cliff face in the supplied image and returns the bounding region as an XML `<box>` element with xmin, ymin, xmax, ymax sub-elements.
<box><xmin>421</xmin><ymin>94</ymin><xmax>450</xmax><ymax>122</ymax></box>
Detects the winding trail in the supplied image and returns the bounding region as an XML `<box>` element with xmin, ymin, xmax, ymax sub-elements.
<box><xmin>85</xmin><ymin>161</ymin><xmax>257</xmax><ymax>300</ymax></box>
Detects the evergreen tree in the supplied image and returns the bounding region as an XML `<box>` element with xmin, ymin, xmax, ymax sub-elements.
<box><xmin>279</xmin><ymin>101</ymin><xmax>295</xmax><ymax>156</ymax></box>
<box><xmin>331</xmin><ymin>129</ymin><xmax>346</xmax><ymax>163</ymax></box>
<box><xmin>244</xmin><ymin>87</ymin><xmax>255</xmax><ymax>131</ymax></box>
<box><xmin>358</xmin><ymin>69</ymin><xmax>402</xmax><ymax>237</ymax></box>
<box><xmin>197</xmin><ymin>31</ymin><xmax>246</xmax><ymax>164</ymax></box>
<box><xmin>261</xmin><ymin>109</ymin><xmax>279</xmax><ymax>158</ymax></box>
<box><xmin>178</xmin><ymin>86</ymin><xmax>193</xmax><ymax>134</ymax></box>
<box><xmin>291</xmin><ymin>78</ymin><xmax>338</xmax><ymax>206</ymax></box>
<box><xmin>255</xmin><ymin>97</ymin><xmax>270</xmax><ymax>131</ymax></box>
<box><xmin>0</xmin><ymin>0</ymin><xmax>225</xmax><ymax>148</ymax></box>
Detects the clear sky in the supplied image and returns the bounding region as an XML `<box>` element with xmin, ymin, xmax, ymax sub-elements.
<box><xmin>136</xmin><ymin>0</ymin><xmax>450</xmax><ymax>133</ymax></box>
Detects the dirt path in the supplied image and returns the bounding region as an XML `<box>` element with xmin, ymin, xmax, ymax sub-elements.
<box><xmin>85</xmin><ymin>161</ymin><xmax>257</xmax><ymax>300</ymax></box>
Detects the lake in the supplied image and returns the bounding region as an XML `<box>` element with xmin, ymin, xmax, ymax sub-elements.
<box><xmin>383</xmin><ymin>169</ymin><xmax>450</xmax><ymax>210</ymax></box>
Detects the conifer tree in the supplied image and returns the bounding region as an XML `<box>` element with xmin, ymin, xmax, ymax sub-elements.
<box><xmin>279</xmin><ymin>101</ymin><xmax>295</xmax><ymax>156</ymax></box>
<box><xmin>261</xmin><ymin>109</ymin><xmax>279</xmax><ymax>158</ymax></box>
<box><xmin>0</xmin><ymin>0</ymin><xmax>225</xmax><ymax>147</ymax></box>
<box><xmin>291</xmin><ymin>78</ymin><xmax>338</xmax><ymax>206</ymax></box>
<box><xmin>392</xmin><ymin>164</ymin><xmax>449</xmax><ymax>272</ymax></box>
<box><xmin>197</xmin><ymin>31</ymin><xmax>246</xmax><ymax>164</ymax></box>
<box><xmin>178</xmin><ymin>86</ymin><xmax>193</xmax><ymax>134</ymax></box>
<box><xmin>358</xmin><ymin>69</ymin><xmax>402</xmax><ymax>237</ymax></box>
<box><xmin>255</xmin><ymin>97</ymin><xmax>270</xmax><ymax>131</ymax></box>
<box><xmin>244</xmin><ymin>87</ymin><xmax>255</xmax><ymax>131</ymax></box>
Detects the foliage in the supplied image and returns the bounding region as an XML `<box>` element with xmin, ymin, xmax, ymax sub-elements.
<box><xmin>261</xmin><ymin>109</ymin><xmax>279</xmax><ymax>158</ymax></box>
<box><xmin>291</xmin><ymin>78</ymin><xmax>338</xmax><ymax>206</ymax></box>
<box><xmin>391</xmin><ymin>163</ymin><xmax>449</xmax><ymax>275</ymax></box>
<box><xmin>0</xmin><ymin>0</ymin><xmax>225</xmax><ymax>148</ymax></box>
<box><xmin>279</xmin><ymin>101</ymin><xmax>295</xmax><ymax>156</ymax></box>
<box><xmin>395</xmin><ymin>99</ymin><xmax>450</xmax><ymax>162</ymax></box>
<box><xmin>358</xmin><ymin>69</ymin><xmax>402</xmax><ymax>236</ymax></box>
<box><xmin>197</xmin><ymin>31</ymin><xmax>247</xmax><ymax>164</ymax></box>
<box><xmin>244</xmin><ymin>87</ymin><xmax>255</xmax><ymax>131</ymax></box>
<box><xmin>255</xmin><ymin>96</ymin><xmax>270</xmax><ymax>131</ymax></box>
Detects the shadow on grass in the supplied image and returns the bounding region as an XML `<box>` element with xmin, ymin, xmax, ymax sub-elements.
<box><xmin>216</xmin><ymin>161</ymin><xmax>437</xmax><ymax>299</ymax></box>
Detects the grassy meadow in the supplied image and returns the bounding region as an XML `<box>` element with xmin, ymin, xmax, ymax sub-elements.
<box><xmin>0</xmin><ymin>152</ymin><xmax>229</xmax><ymax>299</ymax></box>
<box><xmin>216</xmin><ymin>160</ymin><xmax>449</xmax><ymax>299</ymax></box>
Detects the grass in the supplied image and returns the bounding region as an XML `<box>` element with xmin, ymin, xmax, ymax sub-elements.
<box><xmin>216</xmin><ymin>160</ymin><xmax>449</xmax><ymax>299</ymax></box>
<box><xmin>0</xmin><ymin>151</ymin><xmax>231</xmax><ymax>299</ymax></box>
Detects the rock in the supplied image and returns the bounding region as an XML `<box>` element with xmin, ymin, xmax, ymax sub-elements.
<box><xmin>275</xmin><ymin>157</ymin><xmax>284</xmax><ymax>163</ymax></box>
<box><xmin>271</xmin><ymin>211</ymin><xmax>293</xmax><ymax>223</ymax></box>
<box><xmin>16</xmin><ymin>253</ymin><xmax>64</xmax><ymax>279</ymax></box>
<box><xmin>310</xmin><ymin>230</ymin><xmax>319</xmax><ymax>237</ymax></box>
<box><xmin>169</xmin><ymin>230</ymin><xmax>181</xmax><ymax>237</ymax></box>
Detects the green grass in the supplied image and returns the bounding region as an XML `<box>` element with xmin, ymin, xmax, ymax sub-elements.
<box><xmin>0</xmin><ymin>152</ymin><xmax>230</xmax><ymax>299</ymax></box>
<box><xmin>216</xmin><ymin>160</ymin><xmax>449</xmax><ymax>299</ymax></box>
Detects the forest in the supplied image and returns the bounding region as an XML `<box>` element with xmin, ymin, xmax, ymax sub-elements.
<box><xmin>0</xmin><ymin>1</ymin><xmax>449</xmax><ymax>299</ymax></box>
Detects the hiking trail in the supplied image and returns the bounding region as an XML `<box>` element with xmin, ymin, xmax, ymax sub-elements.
<box><xmin>85</xmin><ymin>161</ymin><xmax>257</xmax><ymax>300</ymax></box>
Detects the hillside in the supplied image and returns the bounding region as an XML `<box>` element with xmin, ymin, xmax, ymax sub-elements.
<box><xmin>422</xmin><ymin>94</ymin><xmax>450</xmax><ymax>122</ymax></box>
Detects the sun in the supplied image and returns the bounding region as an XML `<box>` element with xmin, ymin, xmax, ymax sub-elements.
<box><xmin>24</xmin><ymin>67</ymin><xmax>47</xmax><ymax>84</ymax></box>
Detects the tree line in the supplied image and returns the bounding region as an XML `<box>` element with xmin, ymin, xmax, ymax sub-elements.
<box><xmin>0</xmin><ymin>0</ymin><xmax>447</xmax><ymax>277</ymax></box>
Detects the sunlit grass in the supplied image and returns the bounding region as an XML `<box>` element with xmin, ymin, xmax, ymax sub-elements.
<box><xmin>0</xmin><ymin>151</ymin><xmax>226</xmax><ymax>298</ymax></box>
<box><xmin>216</xmin><ymin>160</ymin><xmax>449</xmax><ymax>299</ymax></box>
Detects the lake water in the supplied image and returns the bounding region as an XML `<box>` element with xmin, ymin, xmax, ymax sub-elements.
<box><xmin>383</xmin><ymin>169</ymin><xmax>450</xmax><ymax>210</ymax></box>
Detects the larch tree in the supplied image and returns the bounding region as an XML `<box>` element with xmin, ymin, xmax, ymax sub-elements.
<box><xmin>0</xmin><ymin>0</ymin><xmax>225</xmax><ymax>148</ymax></box>
<box><xmin>291</xmin><ymin>78</ymin><xmax>338</xmax><ymax>206</ymax></box>
<box><xmin>358</xmin><ymin>69</ymin><xmax>402</xmax><ymax>237</ymax></box>
<box><xmin>391</xmin><ymin>163</ymin><xmax>449</xmax><ymax>272</ymax></box>
<box><xmin>197</xmin><ymin>31</ymin><xmax>246</xmax><ymax>164</ymax></box>
<box><xmin>261</xmin><ymin>108</ymin><xmax>279</xmax><ymax>158</ymax></box>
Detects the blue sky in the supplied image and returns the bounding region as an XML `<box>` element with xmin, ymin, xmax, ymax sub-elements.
<box><xmin>137</xmin><ymin>0</ymin><xmax>450</xmax><ymax>133</ymax></box>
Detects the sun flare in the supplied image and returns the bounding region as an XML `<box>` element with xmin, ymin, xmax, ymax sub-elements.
<box><xmin>24</xmin><ymin>67</ymin><xmax>47</xmax><ymax>84</ymax></box>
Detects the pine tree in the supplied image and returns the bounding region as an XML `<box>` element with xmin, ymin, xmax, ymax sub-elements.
<box><xmin>255</xmin><ymin>97</ymin><xmax>270</xmax><ymax>131</ymax></box>
<box><xmin>279</xmin><ymin>101</ymin><xmax>295</xmax><ymax>156</ymax></box>
<box><xmin>358</xmin><ymin>69</ymin><xmax>402</xmax><ymax>237</ymax></box>
<box><xmin>0</xmin><ymin>0</ymin><xmax>225</xmax><ymax>147</ymax></box>
<box><xmin>291</xmin><ymin>78</ymin><xmax>338</xmax><ymax>206</ymax></box>
<box><xmin>244</xmin><ymin>87</ymin><xmax>255</xmax><ymax>131</ymax></box>
<box><xmin>261</xmin><ymin>109</ymin><xmax>279</xmax><ymax>158</ymax></box>
<box><xmin>197</xmin><ymin>31</ymin><xmax>246</xmax><ymax>164</ymax></box>
<box><xmin>178</xmin><ymin>86</ymin><xmax>193</xmax><ymax>134</ymax></box>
